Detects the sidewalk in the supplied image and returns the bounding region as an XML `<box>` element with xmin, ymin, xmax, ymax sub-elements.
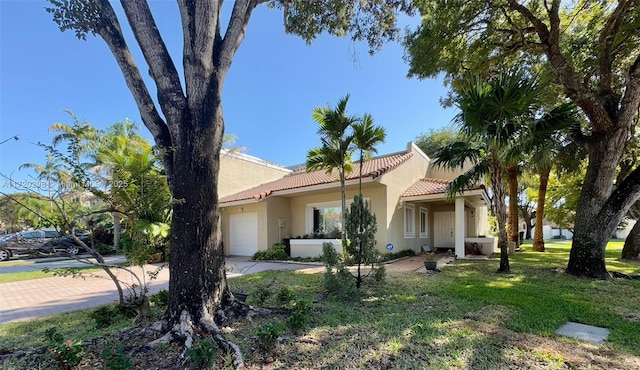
<box><xmin>0</xmin><ymin>264</ymin><xmax>170</xmax><ymax>324</ymax></box>
<box><xmin>0</xmin><ymin>257</ymin><xmax>325</xmax><ymax>324</ymax></box>
<box><xmin>0</xmin><ymin>256</ymin><xmax>428</xmax><ymax>324</ymax></box>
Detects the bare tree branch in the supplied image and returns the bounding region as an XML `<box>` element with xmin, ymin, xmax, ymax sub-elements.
<box><xmin>597</xmin><ymin>0</ymin><xmax>632</xmax><ymax>92</ymax></box>
<box><xmin>177</xmin><ymin>0</ymin><xmax>219</xmax><ymax>114</ymax></box>
<box><xmin>218</xmin><ymin>0</ymin><xmax>258</xmax><ymax>80</ymax></box>
<box><xmin>619</xmin><ymin>53</ymin><xmax>640</xmax><ymax>131</ymax></box>
<box><xmin>120</xmin><ymin>0</ymin><xmax>186</xmax><ymax>125</ymax></box>
<box><xmin>603</xmin><ymin>164</ymin><xmax>640</xmax><ymax>232</ymax></box>
<box><xmin>92</xmin><ymin>0</ymin><xmax>174</xmax><ymax>181</ymax></box>
<box><xmin>508</xmin><ymin>0</ymin><xmax>615</xmax><ymax>133</ymax></box>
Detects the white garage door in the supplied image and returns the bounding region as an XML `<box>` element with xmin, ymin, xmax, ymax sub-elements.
<box><xmin>229</xmin><ymin>212</ymin><xmax>258</xmax><ymax>256</ymax></box>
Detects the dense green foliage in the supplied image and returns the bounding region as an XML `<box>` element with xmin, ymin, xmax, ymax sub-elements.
<box><xmin>100</xmin><ymin>344</ymin><xmax>133</xmax><ymax>370</ymax></box>
<box><xmin>185</xmin><ymin>339</ymin><xmax>217</xmax><ymax>369</ymax></box>
<box><xmin>322</xmin><ymin>241</ymin><xmax>359</xmax><ymax>300</ymax></box>
<box><xmin>542</xmin><ymin>169</ymin><xmax>585</xmax><ymax>232</ymax></box>
<box><xmin>44</xmin><ymin>327</ymin><xmax>84</xmax><ymax>370</ymax></box>
<box><xmin>415</xmin><ymin>127</ymin><xmax>461</xmax><ymax>157</ymax></box>
<box><xmin>345</xmin><ymin>194</ymin><xmax>384</xmax><ymax>288</ymax></box>
<box><xmin>3</xmin><ymin>243</ymin><xmax>640</xmax><ymax>368</ymax></box>
<box><xmin>14</xmin><ymin>114</ymin><xmax>171</xmax><ymax>266</ymax></box>
<box><xmin>44</xmin><ymin>0</ymin><xmax>418</xmax><ymax>338</ymax></box>
<box><xmin>405</xmin><ymin>0</ymin><xmax>640</xmax><ymax>277</ymax></box>
<box><xmin>252</xmin><ymin>244</ymin><xmax>289</xmax><ymax>261</ymax></box>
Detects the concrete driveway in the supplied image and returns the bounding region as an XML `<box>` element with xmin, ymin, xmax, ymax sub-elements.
<box><xmin>0</xmin><ymin>256</ymin><xmax>322</xmax><ymax>324</ymax></box>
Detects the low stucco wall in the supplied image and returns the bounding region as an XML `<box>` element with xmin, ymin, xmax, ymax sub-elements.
<box><xmin>464</xmin><ymin>237</ymin><xmax>497</xmax><ymax>255</ymax></box>
<box><xmin>290</xmin><ymin>239</ymin><xmax>342</xmax><ymax>258</ymax></box>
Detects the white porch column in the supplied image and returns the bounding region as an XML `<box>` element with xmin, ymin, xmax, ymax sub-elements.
<box><xmin>455</xmin><ymin>197</ymin><xmax>466</xmax><ymax>259</ymax></box>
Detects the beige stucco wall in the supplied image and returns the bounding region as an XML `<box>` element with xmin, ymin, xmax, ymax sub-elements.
<box><xmin>427</xmin><ymin>159</ymin><xmax>474</xmax><ymax>181</ymax></box>
<box><xmin>218</xmin><ymin>142</ymin><xmax>490</xmax><ymax>256</ymax></box>
<box><xmin>287</xmin><ymin>182</ymin><xmax>387</xmax><ymax>249</ymax></box>
<box><xmin>395</xmin><ymin>201</ymin><xmax>454</xmax><ymax>253</ymax></box>
<box><xmin>378</xmin><ymin>143</ymin><xmax>430</xmax><ymax>253</ymax></box>
<box><xmin>474</xmin><ymin>205</ymin><xmax>490</xmax><ymax>236</ymax></box>
<box><xmin>221</xmin><ymin>183</ymin><xmax>387</xmax><ymax>254</ymax></box>
<box><xmin>266</xmin><ymin>197</ymin><xmax>291</xmax><ymax>248</ymax></box>
<box><xmin>220</xmin><ymin>197</ymin><xmax>291</xmax><ymax>254</ymax></box>
<box><xmin>400</xmin><ymin>201</ymin><xmax>487</xmax><ymax>253</ymax></box>
<box><xmin>218</xmin><ymin>152</ymin><xmax>290</xmax><ymax>198</ymax></box>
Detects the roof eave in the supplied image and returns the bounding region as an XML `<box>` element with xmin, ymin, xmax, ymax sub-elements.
<box><xmin>402</xmin><ymin>193</ymin><xmax>448</xmax><ymax>202</ymax></box>
<box><xmin>402</xmin><ymin>188</ymin><xmax>489</xmax><ymax>203</ymax></box>
<box><xmin>220</xmin><ymin>198</ymin><xmax>262</xmax><ymax>208</ymax></box>
<box><xmin>273</xmin><ymin>176</ymin><xmax>378</xmax><ymax>197</ymax></box>
<box><xmin>220</xmin><ymin>176</ymin><xmax>380</xmax><ymax>206</ymax></box>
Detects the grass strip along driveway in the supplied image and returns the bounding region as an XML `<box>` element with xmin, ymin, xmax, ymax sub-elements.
<box><xmin>1</xmin><ymin>241</ymin><xmax>639</xmax><ymax>369</ymax></box>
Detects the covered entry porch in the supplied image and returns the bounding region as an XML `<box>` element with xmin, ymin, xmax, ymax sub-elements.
<box><xmin>401</xmin><ymin>179</ymin><xmax>493</xmax><ymax>259</ymax></box>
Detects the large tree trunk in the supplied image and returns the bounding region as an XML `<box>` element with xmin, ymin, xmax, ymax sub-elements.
<box><xmin>112</xmin><ymin>212</ymin><xmax>121</xmax><ymax>247</ymax></box>
<box><xmin>506</xmin><ymin>165</ymin><xmax>519</xmax><ymax>246</ymax></box>
<box><xmin>506</xmin><ymin>0</ymin><xmax>640</xmax><ymax>278</ymax></box>
<box><xmin>524</xmin><ymin>221</ymin><xmax>532</xmax><ymax>240</ymax></box>
<box><xmin>167</xmin><ymin>112</ymin><xmax>232</xmax><ymax>327</ymax></box>
<box><xmin>520</xmin><ymin>204</ymin><xmax>534</xmax><ymax>240</ymax></box>
<box><xmin>567</xmin><ymin>131</ymin><xmax>630</xmax><ymax>277</ymax></box>
<box><xmin>532</xmin><ymin>168</ymin><xmax>550</xmax><ymax>252</ymax></box>
<box><xmin>73</xmin><ymin>1</ymin><xmax>257</xmax><ymax>366</ymax></box>
<box><xmin>340</xmin><ymin>170</ymin><xmax>348</xmax><ymax>251</ymax></box>
<box><xmin>621</xmin><ymin>219</ymin><xmax>640</xmax><ymax>260</ymax></box>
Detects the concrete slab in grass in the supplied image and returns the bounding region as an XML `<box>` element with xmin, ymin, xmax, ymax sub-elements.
<box><xmin>555</xmin><ymin>322</ymin><xmax>609</xmax><ymax>345</ymax></box>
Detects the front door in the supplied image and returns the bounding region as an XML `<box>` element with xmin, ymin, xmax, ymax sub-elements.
<box><xmin>434</xmin><ymin>211</ymin><xmax>455</xmax><ymax>249</ymax></box>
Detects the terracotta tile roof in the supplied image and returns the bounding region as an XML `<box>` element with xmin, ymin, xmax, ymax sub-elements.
<box><xmin>220</xmin><ymin>151</ymin><xmax>413</xmax><ymax>204</ymax></box>
<box><xmin>402</xmin><ymin>178</ymin><xmax>485</xmax><ymax>198</ymax></box>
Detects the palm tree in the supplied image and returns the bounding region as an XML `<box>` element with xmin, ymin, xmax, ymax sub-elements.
<box><xmin>50</xmin><ymin>112</ymin><xmax>100</xmax><ymax>162</ymax></box>
<box><xmin>352</xmin><ymin>113</ymin><xmax>386</xmax><ymax>196</ymax></box>
<box><xmin>92</xmin><ymin>119</ymin><xmax>147</xmax><ymax>184</ymax></box>
<box><xmin>307</xmin><ymin>95</ymin><xmax>358</xmax><ymax>249</ymax></box>
<box><xmin>508</xmin><ymin>103</ymin><xmax>580</xmax><ymax>252</ymax></box>
<box><xmin>435</xmin><ymin>139</ymin><xmax>510</xmax><ymax>271</ymax></box>
<box><xmin>94</xmin><ymin>120</ymin><xmax>171</xmax><ymax>257</ymax></box>
<box><xmin>505</xmin><ymin>163</ymin><xmax>521</xmax><ymax>247</ymax></box>
<box><xmin>522</xmin><ymin>105</ymin><xmax>580</xmax><ymax>252</ymax></box>
<box><xmin>20</xmin><ymin>154</ymin><xmax>71</xmax><ymax>198</ymax></box>
<box><xmin>349</xmin><ymin>113</ymin><xmax>385</xmax><ymax>280</ymax></box>
<box><xmin>434</xmin><ymin>71</ymin><xmax>543</xmax><ymax>273</ymax></box>
<box><xmin>93</xmin><ymin>119</ymin><xmax>150</xmax><ymax>248</ymax></box>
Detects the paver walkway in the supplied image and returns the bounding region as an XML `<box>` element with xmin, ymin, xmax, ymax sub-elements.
<box><xmin>0</xmin><ymin>263</ymin><xmax>167</xmax><ymax>324</ymax></box>
<box><xmin>0</xmin><ymin>257</ymin><xmax>324</xmax><ymax>324</ymax></box>
<box><xmin>0</xmin><ymin>255</ymin><xmax>428</xmax><ymax>324</ymax></box>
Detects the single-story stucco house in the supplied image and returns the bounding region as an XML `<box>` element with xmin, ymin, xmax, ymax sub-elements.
<box><xmin>218</xmin><ymin>142</ymin><xmax>495</xmax><ymax>259</ymax></box>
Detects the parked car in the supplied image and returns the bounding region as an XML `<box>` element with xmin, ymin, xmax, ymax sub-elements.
<box><xmin>0</xmin><ymin>229</ymin><xmax>89</xmax><ymax>261</ymax></box>
<box><xmin>41</xmin><ymin>234</ymin><xmax>91</xmax><ymax>256</ymax></box>
<box><xmin>0</xmin><ymin>229</ymin><xmax>60</xmax><ymax>261</ymax></box>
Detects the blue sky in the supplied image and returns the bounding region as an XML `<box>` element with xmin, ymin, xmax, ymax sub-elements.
<box><xmin>0</xmin><ymin>1</ymin><xmax>455</xmax><ymax>190</ymax></box>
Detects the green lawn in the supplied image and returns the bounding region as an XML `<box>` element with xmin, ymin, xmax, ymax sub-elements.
<box><xmin>0</xmin><ymin>270</ymin><xmax>52</xmax><ymax>284</ymax></box>
<box><xmin>1</xmin><ymin>240</ymin><xmax>639</xmax><ymax>369</ymax></box>
<box><xmin>0</xmin><ymin>260</ymin><xmax>33</xmax><ymax>268</ymax></box>
<box><xmin>0</xmin><ymin>266</ymin><xmax>104</xmax><ymax>284</ymax></box>
<box><xmin>0</xmin><ymin>256</ymin><xmax>72</xmax><ymax>268</ymax></box>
